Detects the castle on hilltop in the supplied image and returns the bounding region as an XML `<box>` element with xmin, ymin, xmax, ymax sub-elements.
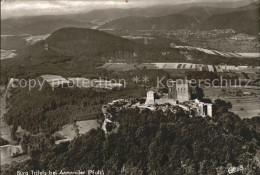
<box><xmin>144</xmin><ymin>79</ymin><xmax>213</xmax><ymax>117</ymax></box>
<box><xmin>145</xmin><ymin>79</ymin><xmax>191</xmax><ymax>105</ymax></box>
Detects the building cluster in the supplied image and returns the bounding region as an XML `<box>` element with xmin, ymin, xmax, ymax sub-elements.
<box><xmin>166</xmin><ymin>29</ymin><xmax>235</xmax><ymax>40</ymax></box>
<box><xmin>230</xmin><ymin>33</ymin><xmax>256</xmax><ymax>41</ymax></box>
<box><xmin>101</xmin><ymin>97</ymin><xmax>197</xmax><ymax>134</ymax></box>
<box><xmin>122</xmin><ymin>35</ymin><xmax>156</xmax><ymax>40</ymax></box>
<box><xmin>145</xmin><ymin>79</ymin><xmax>213</xmax><ymax>117</ymax></box>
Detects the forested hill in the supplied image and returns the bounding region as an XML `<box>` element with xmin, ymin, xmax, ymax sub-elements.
<box><xmin>0</xmin><ymin>27</ymin><xmax>184</xmax><ymax>84</ymax></box>
<box><xmin>17</xmin><ymin>27</ymin><xmax>185</xmax><ymax>63</ymax></box>
<box><xmin>4</xmin><ymin>107</ymin><xmax>260</xmax><ymax>174</ymax></box>
<box><xmin>44</xmin><ymin>27</ymin><xmax>144</xmax><ymax>58</ymax></box>
<box><xmin>18</xmin><ymin>27</ymin><xmax>140</xmax><ymax>59</ymax></box>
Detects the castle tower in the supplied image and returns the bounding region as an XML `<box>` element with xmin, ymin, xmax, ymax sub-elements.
<box><xmin>168</xmin><ymin>79</ymin><xmax>190</xmax><ymax>103</ymax></box>
<box><xmin>176</xmin><ymin>80</ymin><xmax>190</xmax><ymax>102</ymax></box>
<box><xmin>145</xmin><ymin>91</ymin><xmax>155</xmax><ymax>105</ymax></box>
<box><xmin>168</xmin><ymin>82</ymin><xmax>177</xmax><ymax>99</ymax></box>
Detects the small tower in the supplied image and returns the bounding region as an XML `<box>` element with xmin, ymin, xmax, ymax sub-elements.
<box><xmin>207</xmin><ymin>104</ymin><xmax>213</xmax><ymax>117</ymax></box>
<box><xmin>145</xmin><ymin>91</ymin><xmax>155</xmax><ymax>105</ymax></box>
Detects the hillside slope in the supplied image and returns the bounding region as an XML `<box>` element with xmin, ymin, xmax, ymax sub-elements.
<box><xmin>201</xmin><ymin>8</ymin><xmax>259</xmax><ymax>35</ymax></box>
<box><xmin>46</xmin><ymin>27</ymin><xmax>142</xmax><ymax>56</ymax></box>
<box><xmin>3</xmin><ymin>108</ymin><xmax>260</xmax><ymax>174</ymax></box>
<box><xmin>178</xmin><ymin>6</ymin><xmax>243</xmax><ymax>22</ymax></box>
<box><xmin>18</xmin><ymin>27</ymin><xmax>183</xmax><ymax>63</ymax></box>
<box><xmin>176</xmin><ymin>3</ymin><xmax>259</xmax><ymax>22</ymax></box>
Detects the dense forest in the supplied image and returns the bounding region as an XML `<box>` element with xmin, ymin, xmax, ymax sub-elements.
<box><xmin>3</xmin><ymin>66</ymin><xmax>172</xmax><ymax>134</ymax></box>
<box><xmin>4</xmin><ymin>85</ymin><xmax>147</xmax><ymax>134</ymax></box>
<box><xmin>2</xmin><ymin>102</ymin><xmax>260</xmax><ymax>175</ymax></box>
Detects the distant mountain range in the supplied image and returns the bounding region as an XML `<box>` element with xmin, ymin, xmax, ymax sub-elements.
<box><xmin>1</xmin><ymin>16</ymin><xmax>94</xmax><ymax>35</ymax></box>
<box><xmin>178</xmin><ymin>3</ymin><xmax>259</xmax><ymax>22</ymax></box>
<box><xmin>100</xmin><ymin>3</ymin><xmax>259</xmax><ymax>35</ymax></box>
<box><xmin>1</xmin><ymin>1</ymin><xmax>257</xmax><ymax>35</ymax></box>
<box><xmin>100</xmin><ymin>14</ymin><xmax>200</xmax><ymax>31</ymax></box>
<box><xmin>201</xmin><ymin>8</ymin><xmax>259</xmax><ymax>35</ymax></box>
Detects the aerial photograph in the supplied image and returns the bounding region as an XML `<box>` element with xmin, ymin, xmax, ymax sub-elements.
<box><xmin>0</xmin><ymin>0</ymin><xmax>259</xmax><ymax>174</ymax></box>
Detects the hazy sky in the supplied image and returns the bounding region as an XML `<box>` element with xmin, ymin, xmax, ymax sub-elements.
<box><xmin>1</xmin><ymin>0</ymin><xmax>254</xmax><ymax>19</ymax></box>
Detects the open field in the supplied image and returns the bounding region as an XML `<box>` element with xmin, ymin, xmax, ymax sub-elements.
<box><xmin>24</xmin><ymin>34</ymin><xmax>50</xmax><ymax>45</ymax></box>
<box><xmin>172</xmin><ymin>45</ymin><xmax>260</xmax><ymax>58</ymax></box>
<box><xmin>204</xmin><ymin>38</ymin><xmax>259</xmax><ymax>53</ymax></box>
<box><xmin>53</xmin><ymin>119</ymin><xmax>101</xmax><ymax>144</ymax></box>
<box><xmin>99</xmin><ymin>63</ymin><xmax>260</xmax><ymax>73</ymax></box>
<box><xmin>99</xmin><ymin>63</ymin><xmax>157</xmax><ymax>71</ymax></box>
<box><xmin>0</xmin><ymin>145</ymin><xmax>24</xmax><ymax>165</ymax></box>
<box><xmin>231</xmin><ymin>102</ymin><xmax>260</xmax><ymax>119</ymax></box>
<box><xmin>76</xmin><ymin>120</ymin><xmax>101</xmax><ymax>135</ymax></box>
<box><xmin>203</xmin><ymin>86</ymin><xmax>260</xmax><ymax>118</ymax></box>
<box><xmin>1</xmin><ymin>50</ymin><xmax>17</xmax><ymax>59</ymax></box>
<box><xmin>99</xmin><ymin>63</ymin><xmax>199</xmax><ymax>71</ymax></box>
